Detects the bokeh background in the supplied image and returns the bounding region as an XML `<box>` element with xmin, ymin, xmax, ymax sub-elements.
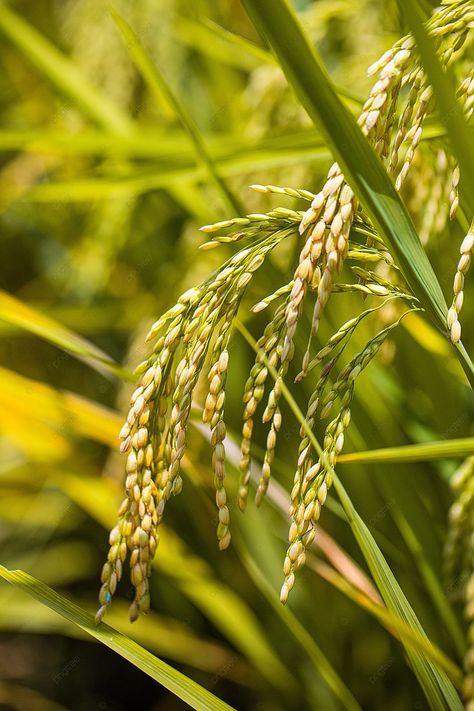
<box><xmin>0</xmin><ymin>0</ymin><xmax>473</xmax><ymax>709</ymax></box>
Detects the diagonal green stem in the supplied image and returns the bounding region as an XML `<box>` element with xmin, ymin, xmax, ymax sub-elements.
<box><xmin>236</xmin><ymin>318</ymin><xmax>463</xmax><ymax>710</ymax></box>
<box><xmin>109</xmin><ymin>4</ymin><xmax>243</xmax><ymax>217</ymax></box>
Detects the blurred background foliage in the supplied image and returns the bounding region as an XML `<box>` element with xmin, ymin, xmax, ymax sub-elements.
<box><xmin>0</xmin><ymin>0</ymin><xmax>473</xmax><ymax>709</ymax></box>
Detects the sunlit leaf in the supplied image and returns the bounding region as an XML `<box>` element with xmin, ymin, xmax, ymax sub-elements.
<box><xmin>0</xmin><ymin>367</ymin><xmax>122</xmax><ymax>450</ymax></box>
<box><xmin>0</xmin><ymin>290</ymin><xmax>132</xmax><ymax>381</ymax></box>
<box><xmin>0</xmin><ymin>566</ymin><xmax>236</xmax><ymax>711</ymax></box>
<box><xmin>52</xmin><ymin>470</ymin><xmax>294</xmax><ymax>691</ymax></box>
<box><xmin>339</xmin><ymin>438</ymin><xmax>474</xmax><ymax>464</ymax></box>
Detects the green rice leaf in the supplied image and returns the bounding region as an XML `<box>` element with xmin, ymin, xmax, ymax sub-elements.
<box><xmin>0</xmin><ymin>3</ymin><xmax>132</xmax><ymax>135</ymax></box>
<box><xmin>339</xmin><ymin>438</ymin><xmax>474</xmax><ymax>464</ymax></box>
<box><xmin>108</xmin><ymin>3</ymin><xmax>242</xmax><ymax>216</ymax></box>
<box><xmin>0</xmin><ymin>121</ymin><xmax>455</xmax><ymax>159</ymax></box>
<box><xmin>309</xmin><ymin>557</ymin><xmax>463</xmax><ymax>686</ymax></box>
<box><xmin>333</xmin><ymin>480</ymin><xmax>463</xmax><ymax>710</ymax></box>
<box><xmin>0</xmin><ymin>290</ymin><xmax>133</xmax><ymax>382</ymax></box>
<box><xmin>236</xmin><ymin>539</ymin><xmax>363</xmax><ymax>711</ymax></box>
<box><xmin>53</xmin><ymin>470</ymin><xmax>294</xmax><ymax>691</ymax></box>
<box><xmin>240</xmin><ymin>0</ymin><xmax>474</xmax><ymax>388</ymax></box>
<box><xmin>180</xmin><ymin>18</ymin><xmax>363</xmax><ymax>105</ymax></box>
<box><xmin>0</xmin><ymin>594</ymin><xmax>252</xmax><ymax>684</ymax></box>
<box><xmin>0</xmin><ymin>566</ymin><xmax>235</xmax><ymax>711</ymax></box>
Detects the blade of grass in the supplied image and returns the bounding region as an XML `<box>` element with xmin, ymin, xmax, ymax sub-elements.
<box><xmin>308</xmin><ymin>556</ymin><xmax>463</xmax><ymax>686</ymax></box>
<box><xmin>181</xmin><ymin>18</ymin><xmax>364</xmax><ymax>106</ymax></box>
<box><xmin>333</xmin><ymin>478</ymin><xmax>463</xmax><ymax>710</ymax></box>
<box><xmin>236</xmin><ymin>318</ymin><xmax>463</xmax><ymax>710</ymax></box>
<box><xmin>0</xmin><ymin>290</ymin><xmax>133</xmax><ymax>382</ymax></box>
<box><xmin>17</xmin><ymin>147</ymin><xmax>329</xmax><ymax>202</ymax></box>
<box><xmin>298</xmin><ymin>352</ymin><xmax>463</xmax><ymax>655</ymax></box>
<box><xmin>176</xmin><ymin>18</ymin><xmax>265</xmax><ymax>72</ymax></box>
<box><xmin>374</xmin><ymin>473</ymin><xmax>465</xmax><ymax>658</ymax></box>
<box><xmin>203</xmin><ymin>19</ymin><xmax>275</xmax><ymax>68</ymax></box>
<box><xmin>0</xmin><ymin>3</ymin><xmax>132</xmax><ymax>135</ymax></box>
<box><xmin>0</xmin><ymin>121</ymin><xmax>457</xmax><ymax>159</ymax></box>
<box><xmin>1</xmin><ymin>529</ymin><xmax>251</xmax><ymax>684</ymax></box>
<box><xmin>338</xmin><ymin>438</ymin><xmax>474</xmax><ymax>464</ymax></box>
<box><xmin>240</xmin><ymin>0</ymin><xmax>474</xmax><ymax>389</ymax></box>
<box><xmin>0</xmin><ymin>595</ymin><xmax>252</xmax><ymax>684</ymax></box>
<box><xmin>52</xmin><ymin>470</ymin><xmax>294</xmax><ymax>692</ymax></box>
<box><xmin>0</xmin><ymin>366</ymin><xmax>123</xmax><ymax>450</ymax></box>
<box><xmin>0</xmin><ymin>566</ymin><xmax>235</xmax><ymax>711</ymax></box>
<box><xmin>108</xmin><ymin>3</ymin><xmax>242</xmax><ymax>216</ymax></box>
<box><xmin>235</xmin><ymin>538</ymin><xmax>363</xmax><ymax>711</ymax></box>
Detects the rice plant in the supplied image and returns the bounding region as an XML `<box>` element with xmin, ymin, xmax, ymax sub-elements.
<box><xmin>0</xmin><ymin>0</ymin><xmax>473</xmax><ymax>709</ymax></box>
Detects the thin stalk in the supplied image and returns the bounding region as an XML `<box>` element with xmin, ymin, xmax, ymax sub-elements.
<box><xmin>109</xmin><ymin>4</ymin><xmax>242</xmax><ymax>216</ymax></box>
<box><xmin>236</xmin><ymin>318</ymin><xmax>463</xmax><ymax>709</ymax></box>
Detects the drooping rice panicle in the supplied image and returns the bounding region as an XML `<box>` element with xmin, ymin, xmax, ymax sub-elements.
<box><xmin>203</xmin><ymin>299</ymin><xmax>241</xmax><ymax>550</ymax></box>
<box><xmin>280</xmin><ymin>320</ymin><xmax>404</xmax><ymax>603</ymax></box>
<box><xmin>253</xmin><ymin>307</ymin><xmax>294</xmax><ymax>506</ymax></box>
<box><xmin>448</xmin><ymin>220</ymin><xmax>474</xmax><ymax>344</ymax></box>
<box><xmin>96</xmin><ymin>223</ymin><xmax>297</xmax><ymax>622</ymax></box>
<box><xmin>250</xmin><ymin>184</ymin><xmax>316</xmax><ymax>201</ymax></box>
<box><xmin>416</xmin><ymin>148</ymin><xmax>452</xmax><ymax>245</ymax></box>
<box><xmin>238</xmin><ymin>303</ymin><xmax>286</xmax><ymax>511</ymax></box>
<box><xmin>96</xmin><ymin>0</ymin><xmax>474</xmax><ymax>625</ymax></box>
<box><xmin>444</xmin><ymin>457</ymin><xmax>474</xmax><ymax>707</ymax></box>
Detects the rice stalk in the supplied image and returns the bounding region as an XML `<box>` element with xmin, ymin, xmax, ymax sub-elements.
<box><xmin>96</xmin><ymin>0</ymin><xmax>474</xmax><ymax>632</ymax></box>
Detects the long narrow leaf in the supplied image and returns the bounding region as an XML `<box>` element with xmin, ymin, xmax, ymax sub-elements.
<box><xmin>240</xmin><ymin>0</ymin><xmax>474</xmax><ymax>388</ymax></box>
<box><xmin>0</xmin><ymin>121</ymin><xmax>456</xmax><ymax>158</ymax></box>
<box><xmin>237</xmin><ymin>540</ymin><xmax>363</xmax><ymax>711</ymax></box>
<box><xmin>53</xmin><ymin>470</ymin><xmax>294</xmax><ymax>692</ymax></box>
<box><xmin>0</xmin><ymin>290</ymin><xmax>133</xmax><ymax>382</ymax></box>
<box><xmin>181</xmin><ymin>19</ymin><xmax>364</xmax><ymax>106</ymax></box>
<box><xmin>0</xmin><ymin>566</ymin><xmax>235</xmax><ymax>711</ymax></box>
<box><xmin>0</xmin><ymin>4</ymin><xmax>132</xmax><ymax>135</ymax></box>
<box><xmin>0</xmin><ymin>595</ymin><xmax>251</xmax><ymax>684</ymax></box>
<box><xmin>339</xmin><ymin>438</ymin><xmax>474</xmax><ymax>464</ymax></box>
<box><xmin>308</xmin><ymin>557</ymin><xmax>463</xmax><ymax>686</ymax></box>
<box><xmin>109</xmin><ymin>4</ymin><xmax>241</xmax><ymax>216</ymax></box>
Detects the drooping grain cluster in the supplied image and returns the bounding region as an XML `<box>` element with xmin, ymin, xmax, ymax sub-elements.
<box><xmin>96</xmin><ymin>210</ymin><xmax>299</xmax><ymax>623</ymax></box>
<box><xmin>448</xmin><ymin>221</ymin><xmax>474</xmax><ymax>345</ymax></box>
<box><xmin>97</xmin><ymin>0</ymin><xmax>473</xmax><ymax>624</ymax></box>
<box><xmin>444</xmin><ymin>457</ymin><xmax>474</xmax><ymax>709</ymax></box>
<box><xmin>298</xmin><ymin>0</ymin><xmax>474</xmax><ymax>348</ymax></box>
<box><xmin>406</xmin><ymin>148</ymin><xmax>453</xmax><ymax>246</ymax></box>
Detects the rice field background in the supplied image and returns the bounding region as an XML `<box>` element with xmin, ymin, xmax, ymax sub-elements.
<box><xmin>0</xmin><ymin>1</ymin><xmax>473</xmax><ymax>710</ymax></box>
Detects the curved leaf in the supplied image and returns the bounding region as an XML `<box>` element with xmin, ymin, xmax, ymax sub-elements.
<box><xmin>338</xmin><ymin>438</ymin><xmax>474</xmax><ymax>464</ymax></box>
<box><xmin>0</xmin><ymin>566</ymin><xmax>235</xmax><ymax>711</ymax></box>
